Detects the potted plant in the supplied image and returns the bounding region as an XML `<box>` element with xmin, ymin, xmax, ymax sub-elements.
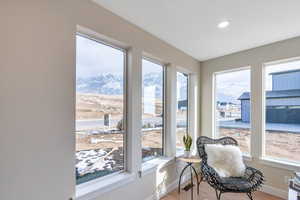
<box><xmin>183</xmin><ymin>134</ymin><xmax>192</xmax><ymax>158</ymax></box>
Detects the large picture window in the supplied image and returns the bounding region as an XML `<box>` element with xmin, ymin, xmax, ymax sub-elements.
<box><xmin>76</xmin><ymin>35</ymin><xmax>126</xmax><ymax>184</ymax></box>
<box><xmin>176</xmin><ymin>72</ymin><xmax>189</xmax><ymax>151</ymax></box>
<box><xmin>142</xmin><ymin>58</ymin><xmax>164</xmax><ymax>162</ymax></box>
<box><xmin>264</xmin><ymin>60</ymin><xmax>300</xmax><ymax>163</ymax></box>
<box><xmin>214</xmin><ymin>69</ymin><xmax>251</xmax><ymax>154</ymax></box>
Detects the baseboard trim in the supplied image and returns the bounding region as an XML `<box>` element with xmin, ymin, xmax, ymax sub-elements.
<box><xmin>261</xmin><ymin>185</ymin><xmax>288</xmax><ymax>199</ymax></box>
<box><xmin>145</xmin><ymin>178</ymin><xmax>288</xmax><ymax>200</ymax></box>
<box><xmin>144</xmin><ymin>174</ymin><xmax>190</xmax><ymax>200</ymax></box>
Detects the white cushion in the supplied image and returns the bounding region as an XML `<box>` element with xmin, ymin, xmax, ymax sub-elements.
<box><xmin>205</xmin><ymin>144</ymin><xmax>246</xmax><ymax>178</ymax></box>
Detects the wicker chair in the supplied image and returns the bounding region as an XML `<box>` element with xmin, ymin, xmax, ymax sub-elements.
<box><xmin>196</xmin><ymin>136</ymin><xmax>264</xmax><ymax>200</ymax></box>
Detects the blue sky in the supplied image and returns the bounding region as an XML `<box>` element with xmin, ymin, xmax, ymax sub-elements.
<box><xmin>216</xmin><ymin>69</ymin><xmax>251</xmax><ymax>102</ymax></box>
<box><xmin>76</xmin><ymin>35</ymin><xmax>124</xmax><ymax>78</ymax></box>
<box><xmin>216</xmin><ymin>60</ymin><xmax>300</xmax><ymax>103</ymax></box>
<box><xmin>177</xmin><ymin>72</ymin><xmax>188</xmax><ymax>100</ymax></box>
<box><xmin>142</xmin><ymin>58</ymin><xmax>163</xmax><ymax>74</ymax></box>
<box><xmin>77</xmin><ymin>34</ymin><xmax>300</xmax><ymax>101</ymax></box>
<box><xmin>76</xmin><ymin>35</ymin><xmax>162</xmax><ymax>79</ymax></box>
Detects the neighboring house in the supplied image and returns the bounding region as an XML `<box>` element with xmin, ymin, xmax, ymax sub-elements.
<box><xmin>239</xmin><ymin>69</ymin><xmax>300</xmax><ymax>123</ymax></box>
<box><xmin>216</xmin><ymin>102</ymin><xmax>240</xmax><ymax>118</ymax></box>
<box><xmin>178</xmin><ymin>99</ymin><xmax>188</xmax><ymax>110</ymax></box>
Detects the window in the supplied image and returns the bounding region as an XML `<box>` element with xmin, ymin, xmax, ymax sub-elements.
<box><xmin>176</xmin><ymin>72</ymin><xmax>189</xmax><ymax>151</ymax></box>
<box><xmin>214</xmin><ymin>69</ymin><xmax>251</xmax><ymax>154</ymax></box>
<box><xmin>142</xmin><ymin>58</ymin><xmax>164</xmax><ymax>162</ymax></box>
<box><xmin>264</xmin><ymin>59</ymin><xmax>300</xmax><ymax>163</ymax></box>
<box><xmin>76</xmin><ymin>35</ymin><xmax>126</xmax><ymax>184</ymax></box>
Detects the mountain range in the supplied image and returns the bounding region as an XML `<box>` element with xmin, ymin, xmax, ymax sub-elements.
<box><xmin>77</xmin><ymin>73</ymin><xmax>123</xmax><ymax>95</ymax></box>
<box><xmin>77</xmin><ymin>72</ymin><xmax>185</xmax><ymax>98</ymax></box>
<box><xmin>76</xmin><ymin>73</ymin><xmax>239</xmax><ymax>103</ymax></box>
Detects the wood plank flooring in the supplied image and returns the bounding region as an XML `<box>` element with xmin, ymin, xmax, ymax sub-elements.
<box><xmin>161</xmin><ymin>182</ymin><xmax>284</xmax><ymax>200</ymax></box>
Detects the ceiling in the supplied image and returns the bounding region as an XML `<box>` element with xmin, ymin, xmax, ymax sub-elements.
<box><xmin>94</xmin><ymin>0</ymin><xmax>300</xmax><ymax>61</ymax></box>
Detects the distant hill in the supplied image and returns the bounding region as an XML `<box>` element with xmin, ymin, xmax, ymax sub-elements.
<box><xmin>76</xmin><ymin>72</ymin><xmax>187</xmax><ymax>98</ymax></box>
<box><xmin>77</xmin><ymin>73</ymin><xmax>123</xmax><ymax>95</ymax></box>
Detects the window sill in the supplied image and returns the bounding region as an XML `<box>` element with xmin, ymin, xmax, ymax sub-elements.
<box><xmin>76</xmin><ymin>172</ymin><xmax>135</xmax><ymax>200</ymax></box>
<box><xmin>175</xmin><ymin>149</ymin><xmax>184</xmax><ymax>158</ymax></box>
<box><xmin>259</xmin><ymin>157</ymin><xmax>300</xmax><ymax>171</ymax></box>
<box><xmin>243</xmin><ymin>154</ymin><xmax>253</xmax><ymax>162</ymax></box>
<box><xmin>141</xmin><ymin>157</ymin><xmax>175</xmax><ymax>176</ymax></box>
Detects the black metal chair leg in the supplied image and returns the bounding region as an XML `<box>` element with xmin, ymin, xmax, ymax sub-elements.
<box><xmin>215</xmin><ymin>190</ymin><xmax>222</xmax><ymax>200</ymax></box>
<box><xmin>247</xmin><ymin>192</ymin><xmax>253</xmax><ymax>200</ymax></box>
<box><xmin>178</xmin><ymin>163</ymin><xmax>190</xmax><ymax>193</ymax></box>
<box><xmin>190</xmin><ymin>165</ymin><xmax>200</xmax><ymax>195</ymax></box>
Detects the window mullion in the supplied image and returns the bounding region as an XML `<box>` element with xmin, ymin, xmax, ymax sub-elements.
<box><xmin>250</xmin><ymin>64</ymin><xmax>264</xmax><ymax>159</ymax></box>
<box><xmin>126</xmin><ymin>47</ymin><xmax>143</xmax><ymax>174</ymax></box>
<box><xmin>165</xmin><ymin>65</ymin><xmax>177</xmax><ymax>157</ymax></box>
<box><xmin>188</xmin><ymin>74</ymin><xmax>198</xmax><ymax>154</ymax></box>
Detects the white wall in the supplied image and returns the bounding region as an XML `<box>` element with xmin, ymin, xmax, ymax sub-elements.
<box><xmin>200</xmin><ymin>36</ymin><xmax>300</xmax><ymax>195</ymax></box>
<box><xmin>0</xmin><ymin>1</ymin><xmax>200</xmax><ymax>200</ymax></box>
<box><xmin>1</xmin><ymin>1</ymin><xmax>76</xmax><ymax>200</ymax></box>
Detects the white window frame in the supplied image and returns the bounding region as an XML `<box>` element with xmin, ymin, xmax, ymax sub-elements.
<box><xmin>141</xmin><ymin>56</ymin><xmax>166</xmax><ymax>162</ymax></box>
<box><xmin>174</xmin><ymin>66</ymin><xmax>198</xmax><ymax>157</ymax></box>
<box><xmin>75</xmin><ymin>31</ymin><xmax>132</xmax><ymax>198</ymax></box>
<box><xmin>175</xmin><ymin>71</ymin><xmax>190</xmax><ymax>156</ymax></box>
<box><xmin>212</xmin><ymin>66</ymin><xmax>252</xmax><ymax>156</ymax></box>
<box><xmin>260</xmin><ymin>57</ymin><xmax>300</xmax><ymax>168</ymax></box>
<box><xmin>75</xmin><ymin>26</ymin><xmax>201</xmax><ymax>199</ymax></box>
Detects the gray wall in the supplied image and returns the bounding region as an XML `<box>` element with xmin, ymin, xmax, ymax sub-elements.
<box><xmin>0</xmin><ymin>1</ymin><xmax>200</xmax><ymax>200</ymax></box>
<box><xmin>273</xmin><ymin>71</ymin><xmax>300</xmax><ymax>90</ymax></box>
<box><xmin>201</xmin><ymin>35</ymin><xmax>300</xmax><ymax>194</ymax></box>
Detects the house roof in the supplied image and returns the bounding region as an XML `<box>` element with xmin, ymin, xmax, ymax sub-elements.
<box><xmin>269</xmin><ymin>69</ymin><xmax>300</xmax><ymax>75</ymax></box>
<box><xmin>238</xmin><ymin>89</ymin><xmax>300</xmax><ymax>100</ymax></box>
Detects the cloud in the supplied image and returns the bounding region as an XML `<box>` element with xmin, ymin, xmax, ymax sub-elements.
<box><xmin>76</xmin><ymin>35</ymin><xmax>124</xmax><ymax>78</ymax></box>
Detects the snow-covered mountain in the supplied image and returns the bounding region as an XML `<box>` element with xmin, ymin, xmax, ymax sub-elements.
<box><xmin>77</xmin><ymin>73</ymin><xmax>123</xmax><ymax>95</ymax></box>
<box><xmin>77</xmin><ymin>72</ymin><xmax>188</xmax><ymax>98</ymax></box>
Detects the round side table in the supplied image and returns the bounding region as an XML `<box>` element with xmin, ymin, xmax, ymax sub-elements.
<box><xmin>178</xmin><ymin>156</ymin><xmax>202</xmax><ymax>200</ymax></box>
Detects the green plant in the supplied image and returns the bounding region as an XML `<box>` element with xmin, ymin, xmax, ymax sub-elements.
<box><xmin>183</xmin><ymin>134</ymin><xmax>192</xmax><ymax>151</ymax></box>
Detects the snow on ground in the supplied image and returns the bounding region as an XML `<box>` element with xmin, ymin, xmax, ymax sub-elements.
<box><xmin>76</xmin><ymin>149</ymin><xmax>115</xmax><ymax>176</ymax></box>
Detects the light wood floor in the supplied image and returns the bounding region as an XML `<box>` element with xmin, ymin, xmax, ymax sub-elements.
<box><xmin>161</xmin><ymin>182</ymin><xmax>284</xmax><ymax>200</ymax></box>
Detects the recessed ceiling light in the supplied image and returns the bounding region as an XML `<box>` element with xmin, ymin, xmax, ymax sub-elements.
<box><xmin>218</xmin><ymin>21</ymin><xmax>230</xmax><ymax>29</ymax></box>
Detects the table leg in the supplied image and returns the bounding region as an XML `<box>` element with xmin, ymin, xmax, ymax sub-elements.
<box><xmin>190</xmin><ymin>166</ymin><xmax>193</xmax><ymax>200</ymax></box>
<box><xmin>199</xmin><ymin>172</ymin><xmax>204</xmax><ymax>183</ymax></box>
<box><xmin>191</xmin><ymin>165</ymin><xmax>200</xmax><ymax>195</ymax></box>
<box><xmin>178</xmin><ymin>163</ymin><xmax>190</xmax><ymax>193</ymax></box>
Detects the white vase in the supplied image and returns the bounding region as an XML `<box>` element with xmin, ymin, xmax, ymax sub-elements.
<box><xmin>184</xmin><ymin>150</ymin><xmax>190</xmax><ymax>158</ymax></box>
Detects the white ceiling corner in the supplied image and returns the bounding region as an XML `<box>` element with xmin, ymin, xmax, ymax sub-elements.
<box><xmin>94</xmin><ymin>0</ymin><xmax>300</xmax><ymax>61</ymax></box>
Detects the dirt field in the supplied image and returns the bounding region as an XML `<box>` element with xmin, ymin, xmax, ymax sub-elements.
<box><xmin>76</xmin><ymin>132</ymin><xmax>124</xmax><ymax>151</ymax></box>
<box><xmin>219</xmin><ymin>128</ymin><xmax>251</xmax><ymax>154</ymax></box>
<box><xmin>76</xmin><ymin>93</ymin><xmax>300</xmax><ymax>182</ymax></box>
<box><xmin>219</xmin><ymin>127</ymin><xmax>300</xmax><ymax>163</ymax></box>
<box><xmin>76</xmin><ymin>93</ymin><xmax>163</xmax><ymax>120</ymax></box>
<box><xmin>76</xmin><ymin>93</ymin><xmax>124</xmax><ymax>120</ymax></box>
<box><xmin>76</xmin><ymin>129</ymin><xmax>165</xmax><ymax>151</ymax></box>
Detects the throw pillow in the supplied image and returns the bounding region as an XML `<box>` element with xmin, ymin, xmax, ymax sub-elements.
<box><xmin>205</xmin><ymin>144</ymin><xmax>246</xmax><ymax>177</ymax></box>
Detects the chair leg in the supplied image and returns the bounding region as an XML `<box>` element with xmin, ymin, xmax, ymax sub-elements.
<box><xmin>247</xmin><ymin>192</ymin><xmax>253</xmax><ymax>200</ymax></box>
<box><xmin>215</xmin><ymin>190</ymin><xmax>222</xmax><ymax>200</ymax></box>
